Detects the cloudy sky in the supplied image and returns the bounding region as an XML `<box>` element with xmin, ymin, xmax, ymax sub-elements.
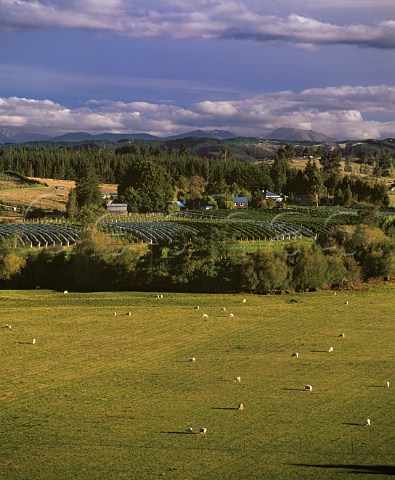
<box><xmin>0</xmin><ymin>0</ymin><xmax>394</xmax><ymax>139</ymax></box>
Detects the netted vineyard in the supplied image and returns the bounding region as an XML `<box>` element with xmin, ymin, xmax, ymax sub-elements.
<box><xmin>102</xmin><ymin>221</ymin><xmax>199</xmax><ymax>243</ymax></box>
<box><xmin>101</xmin><ymin>218</ymin><xmax>315</xmax><ymax>242</ymax></box>
<box><xmin>170</xmin><ymin>208</ymin><xmax>358</xmax><ymax>234</ymax></box>
<box><xmin>0</xmin><ymin>207</ymin><xmax>360</xmax><ymax>247</ymax></box>
<box><xmin>0</xmin><ymin>224</ymin><xmax>80</xmax><ymax>247</ymax></box>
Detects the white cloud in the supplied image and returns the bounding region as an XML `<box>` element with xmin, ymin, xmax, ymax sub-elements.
<box><xmin>0</xmin><ymin>0</ymin><xmax>393</xmax><ymax>49</ymax></box>
<box><xmin>0</xmin><ymin>86</ymin><xmax>394</xmax><ymax>139</ymax></box>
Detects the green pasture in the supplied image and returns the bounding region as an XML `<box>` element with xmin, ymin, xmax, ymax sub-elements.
<box><xmin>1</xmin><ymin>286</ymin><xmax>394</xmax><ymax>479</ymax></box>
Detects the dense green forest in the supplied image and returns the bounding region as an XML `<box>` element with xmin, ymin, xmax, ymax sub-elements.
<box><xmin>0</xmin><ymin>140</ymin><xmax>392</xmax><ymax>211</ymax></box>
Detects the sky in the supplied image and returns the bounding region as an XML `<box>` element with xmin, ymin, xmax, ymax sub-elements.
<box><xmin>0</xmin><ymin>0</ymin><xmax>394</xmax><ymax>139</ymax></box>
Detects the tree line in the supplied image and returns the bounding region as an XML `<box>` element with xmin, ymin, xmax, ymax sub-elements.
<box><xmin>1</xmin><ymin>220</ymin><xmax>394</xmax><ymax>293</ymax></box>
<box><xmin>0</xmin><ymin>143</ymin><xmax>391</xmax><ymax>213</ymax></box>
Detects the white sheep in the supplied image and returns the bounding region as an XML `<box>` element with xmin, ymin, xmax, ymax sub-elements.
<box><xmin>229</xmin><ymin>313</ymin><xmax>234</xmax><ymax>318</ymax></box>
<box><xmin>366</xmin><ymin>418</ymin><xmax>371</xmax><ymax>426</ymax></box>
<box><xmin>304</xmin><ymin>385</ymin><xmax>313</xmax><ymax>391</ymax></box>
<box><xmin>291</xmin><ymin>352</ymin><xmax>299</xmax><ymax>358</ymax></box>
<box><xmin>233</xmin><ymin>376</ymin><xmax>241</xmax><ymax>383</ymax></box>
<box><xmin>238</xmin><ymin>403</ymin><xmax>244</xmax><ymax>411</ymax></box>
<box><xmin>126</xmin><ymin>312</ymin><xmax>131</xmax><ymax>316</ymax></box>
<box><xmin>221</xmin><ymin>307</ymin><xmax>227</xmax><ymax>312</ymax></box>
<box><xmin>385</xmin><ymin>381</ymin><xmax>390</xmax><ymax>388</ymax></box>
<box><xmin>194</xmin><ymin>306</ymin><xmax>200</xmax><ymax>310</ymax></box>
<box><xmin>328</xmin><ymin>346</ymin><xmax>334</xmax><ymax>353</ymax></box>
<box><xmin>188</xmin><ymin>357</ymin><xmax>196</xmax><ymax>362</ymax></box>
<box><xmin>202</xmin><ymin>314</ymin><xmax>208</xmax><ymax>319</ymax></box>
<box><xmin>186</xmin><ymin>427</ymin><xmax>193</xmax><ymax>433</ymax></box>
<box><xmin>339</xmin><ymin>333</ymin><xmax>345</xmax><ymax>337</ymax></box>
<box><xmin>242</xmin><ymin>299</ymin><xmax>247</xmax><ymax>303</ymax></box>
<box><xmin>113</xmin><ymin>312</ymin><xmax>117</xmax><ymax>316</ymax></box>
<box><xmin>333</xmin><ymin>292</ymin><xmax>337</xmax><ymax>296</ymax></box>
<box><xmin>32</xmin><ymin>338</ymin><xmax>36</xmax><ymax>345</ymax></box>
<box><xmin>5</xmin><ymin>324</ymin><xmax>11</xmax><ymax>329</ymax></box>
<box><xmin>199</xmin><ymin>427</ymin><xmax>207</xmax><ymax>434</ymax></box>
<box><xmin>63</xmin><ymin>290</ymin><xmax>68</xmax><ymax>294</ymax></box>
<box><xmin>344</xmin><ymin>300</ymin><xmax>349</xmax><ymax>305</ymax></box>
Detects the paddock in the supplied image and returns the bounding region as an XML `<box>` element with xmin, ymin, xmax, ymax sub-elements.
<box><xmin>0</xmin><ymin>286</ymin><xmax>394</xmax><ymax>480</ymax></box>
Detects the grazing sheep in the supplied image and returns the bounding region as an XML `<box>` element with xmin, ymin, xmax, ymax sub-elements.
<box><xmin>186</xmin><ymin>427</ymin><xmax>193</xmax><ymax>433</ymax></box>
<box><xmin>5</xmin><ymin>324</ymin><xmax>11</xmax><ymax>329</ymax></box>
<box><xmin>63</xmin><ymin>290</ymin><xmax>68</xmax><ymax>294</ymax></box>
<box><xmin>188</xmin><ymin>357</ymin><xmax>196</xmax><ymax>362</ymax></box>
<box><xmin>221</xmin><ymin>307</ymin><xmax>227</xmax><ymax>312</ymax></box>
<box><xmin>366</xmin><ymin>418</ymin><xmax>371</xmax><ymax>426</ymax></box>
<box><xmin>242</xmin><ymin>299</ymin><xmax>247</xmax><ymax>303</ymax></box>
<box><xmin>199</xmin><ymin>427</ymin><xmax>207</xmax><ymax>434</ymax></box>
<box><xmin>291</xmin><ymin>352</ymin><xmax>299</xmax><ymax>358</ymax></box>
<box><xmin>344</xmin><ymin>301</ymin><xmax>349</xmax><ymax>305</ymax></box>
<box><xmin>113</xmin><ymin>312</ymin><xmax>117</xmax><ymax>316</ymax></box>
<box><xmin>304</xmin><ymin>385</ymin><xmax>313</xmax><ymax>391</ymax></box>
<box><xmin>339</xmin><ymin>333</ymin><xmax>345</xmax><ymax>337</ymax></box>
<box><xmin>194</xmin><ymin>306</ymin><xmax>200</xmax><ymax>310</ymax></box>
<box><xmin>202</xmin><ymin>314</ymin><xmax>208</xmax><ymax>319</ymax></box>
<box><xmin>229</xmin><ymin>313</ymin><xmax>234</xmax><ymax>318</ymax></box>
<box><xmin>32</xmin><ymin>338</ymin><xmax>36</xmax><ymax>345</ymax></box>
<box><xmin>233</xmin><ymin>376</ymin><xmax>241</xmax><ymax>383</ymax></box>
<box><xmin>328</xmin><ymin>346</ymin><xmax>334</xmax><ymax>353</ymax></box>
<box><xmin>333</xmin><ymin>292</ymin><xmax>337</xmax><ymax>296</ymax></box>
<box><xmin>126</xmin><ymin>312</ymin><xmax>131</xmax><ymax>316</ymax></box>
<box><xmin>385</xmin><ymin>381</ymin><xmax>390</xmax><ymax>388</ymax></box>
<box><xmin>238</xmin><ymin>403</ymin><xmax>244</xmax><ymax>411</ymax></box>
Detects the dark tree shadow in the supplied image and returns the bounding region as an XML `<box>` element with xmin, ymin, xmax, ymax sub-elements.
<box><xmin>289</xmin><ymin>463</ymin><xmax>395</xmax><ymax>476</ymax></box>
<box><xmin>161</xmin><ymin>431</ymin><xmax>197</xmax><ymax>435</ymax></box>
<box><xmin>212</xmin><ymin>407</ymin><xmax>239</xmax><ymax>411</ymax></box>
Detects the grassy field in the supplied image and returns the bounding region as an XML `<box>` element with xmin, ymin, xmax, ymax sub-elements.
<box><xmin>1</xmin><ymin>286</ymin><xmax>394</xmax><ymax>479</ymax></box>
<box><xmin>0</xmin><ymin>178</ymin><xmax>117</xmax><ymax>219</ymax></box>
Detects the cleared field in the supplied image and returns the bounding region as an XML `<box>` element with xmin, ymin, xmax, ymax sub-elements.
<box><xmin>0</xmin><ymin>186</ymin><xmax>68</xmax><ymax>211</ymax></box>
<box><xmin>1</xmin><ymin>286</ymin><xmax>394</xmax><ymax>479</ymax></box>
<box><xmin>31</xmin><ymin>178</ymin><xmax>117</xmax><ymax>195</ymax></box>
<box><xmin>0</xmin><ymin>178</ymin><xmax>117</xmax><ymax>216</ymax></box>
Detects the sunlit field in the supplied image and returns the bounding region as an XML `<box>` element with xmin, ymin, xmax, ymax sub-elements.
<box><xmin>1</xmin><ymin>286</ymin><xmax>394</xmax><ymax>479</ymax></box>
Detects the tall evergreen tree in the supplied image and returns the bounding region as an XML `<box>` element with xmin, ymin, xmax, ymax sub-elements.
<box><xmin>66</xmin><ymin>188</ymin><xmax>79</xmax><ymax>218</ymax></box>
<box><xmin>118</xmin><ymin>158</ymin><xmax>173</xmax><ymax>213</ymax></box>
<box><xmin>75</xmin><ymin>162</ymin><xmax>103</xmax><ymax>209</ymax></box>
<box><xmin>271</xmin><ymin>150</ymin><xmax>288</xmax><ymax>193</ymax></box>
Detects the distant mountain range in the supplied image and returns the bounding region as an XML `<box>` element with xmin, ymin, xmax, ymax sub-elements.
<box><xmin>0</xmin><ymin>128</ymin><xmax>51</xmax><ymax>143</ymax></box>
<box><xmin>261</xmin><ymin>128</ymin><xmax>336</xmax><ymax>142</ymax></box>
<box><xmin>0</xmin><ymin>127</ymin><xmax>337</xmax><ymax>144</ymax></box>
<box><xmin>0</xmin><ymin>128</ymin><xmax>238</xmax><ymax>143</ymax></box>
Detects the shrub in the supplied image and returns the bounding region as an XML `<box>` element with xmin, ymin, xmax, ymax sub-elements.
<box><xmin>287</xmin><ymin>244</ymin><xmax>328</xmax><ymax>291</ymax></box>
<box><xmin>243</xmin><ymin>249</ymin><xmax>289</xmax><ymax>293</ymax></box>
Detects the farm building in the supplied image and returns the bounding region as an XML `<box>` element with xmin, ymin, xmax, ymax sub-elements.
<box><xmin>198</xmin><ymin>205</ymin><xmax>214</xmax><ymax>210</ymax></box>
<box><xmin>234</xmin><ymin>196</ymin><xmax>248</xmax><ymax>209</ymax></box>
<box><xmin>168</xmin><ymin>200</ymin><xmax>186</xmax><ymax>209</ymax></box>
<box><xmin>263</xmin><ymin>190</ymin><xmax>285</xmax><ymax>203</ymax></box>
<box><xmin>106</xmin><ymin>203</ymin><xmax>128</xmax><ymax>215</ymax></box>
